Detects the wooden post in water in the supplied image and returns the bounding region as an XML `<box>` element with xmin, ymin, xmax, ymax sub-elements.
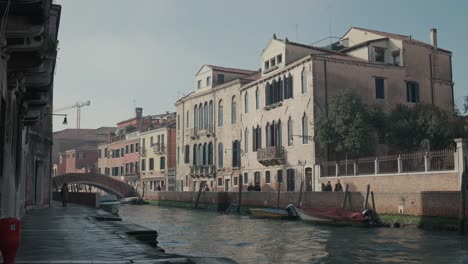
<box><xmin>363</xmin><ymin>184</ymin><xmax>370</xmax><ymax>210</ymax></box>
<box><xmin>459</xmin><ymin>167</ymin><xmax>467</xmax><ymax>235</ymax></box>
<box><xmin>341</xmin><ymin>184</ymin><xmax>349</xmax><ymax>209</ymax></box>
<box><xmin>237</xmin><ymin>175</ymin><xmax>243</xmax><ymax>213</ymax></box>
<box><xmin>195</xmin><ymin>181</ymin><xmax>204</xmax><ymax>209</ymax></box>
<box><xmin>371</xmin><ymin>191</ymin><xmax>376</xmax><ymax>213</ymax></box>
<box><xmin>297</xmin><ymin>180</ymin><xmax>304</xmax><ymax>207</ymax></box>
<box><xmin>276</xmin><ymin>182</ymin><xmax>281</xmax><ymax>209</ymax></box>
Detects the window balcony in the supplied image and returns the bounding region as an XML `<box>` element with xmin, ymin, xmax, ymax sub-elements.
<box><xmin>153</xmin><ymin>143</ymin><xmax>165</xmax><ymax>154</ymax></box>
<box><xmin>189</xmin><ymin>165</ymin><xmax>216</xmax><ymax>178</ymax></box>
<box><xmin>257</xmin><ymin>146</ymin><xmax>285</xmax><ymax>166</ymax></box>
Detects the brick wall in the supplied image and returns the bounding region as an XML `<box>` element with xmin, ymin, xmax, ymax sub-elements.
<box><xmin>318</xmin><ymin>171</ymin><xmax>459</xmax><ymax>193</ymax></box>
<box><xmin>144</xmin><ymin>190</ymin><xmax>468</xmax><ymax>217</ymax></box>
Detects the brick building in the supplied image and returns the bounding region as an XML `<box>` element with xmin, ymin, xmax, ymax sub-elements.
<box><xmin>98</xmin><ymin>108</ymin><xmax>176</xmax><ymax>189</ymax></box>
<box><xmin>54</xmin><ymin>145</ymin><xmax>99</xmax><ymax>176</ymax></box>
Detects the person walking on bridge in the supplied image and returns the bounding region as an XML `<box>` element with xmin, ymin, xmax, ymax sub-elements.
<box><xmin>61</xmin><ymin>183</ymin><xmax>69</xmax><ymax>207</ymax></box>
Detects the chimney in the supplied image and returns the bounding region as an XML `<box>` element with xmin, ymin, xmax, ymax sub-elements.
<box><xmin>135</xmin><ymin>107</ymin><xmax>143</xmax><ymax>119</ymax></box>
<box><xmin>430</xmin><ymin>28</ymin><xmax>437</xmax><ymax>48</ymax></box>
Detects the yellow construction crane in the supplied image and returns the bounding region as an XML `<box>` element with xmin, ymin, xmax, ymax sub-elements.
<box><xmin>53</xmin><ymin>100</ymin><xmax>91</xmax><ymax>129</ymax></box>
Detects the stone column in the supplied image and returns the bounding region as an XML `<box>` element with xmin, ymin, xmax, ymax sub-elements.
<box><xmin>335</xmin><ymin>162</ymin><xmax>339</xmax><ymax>177</ymax></box>
<box><xmin>397</xmin><ymin>155</ymin><xmax>402</xmax><ymax>173</ymax></box>
<box><xmin>374</xmin><ymin>157</ymin><xmax>379</xmax><ymax>174</ymax></box>
<box><xmin>455</xmin><ymin>138</ymin><xmax>468</xmax><ymax>189</ymax></box>
<box><xmin>353</xmin><ymin>161</ymin><xmax>358</xmax><ymax>176</ymax></box>
<box><xmin>424</xmin><ymin>152</ymin><xmax>430</xmax><ymax>172</ymax></box>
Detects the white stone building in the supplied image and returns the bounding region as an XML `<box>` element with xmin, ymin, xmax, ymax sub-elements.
<box><xmin>176</xmin><ymin>27</ymin><xmax>453</xmax><ymax>192</ymax></box>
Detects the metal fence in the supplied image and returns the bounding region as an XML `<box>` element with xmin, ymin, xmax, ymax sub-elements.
<box><xmin>429</xmin><ymin>149</ymin><xmax>455</xmax><ymax>171</ymax></box>
<box><xmin>401</xmin><ymin>152</ymin><xmax>425</xmax><ymax>172</ymax></box>
<box><xmin>356</xmin><ymin>157</ymin><xmax>375</xmax><ymax>175</ymax></box>
<box><xmin>320</xmin><ymin>148</ymin><xmax>456</xmax><ymax>178</ymax></box>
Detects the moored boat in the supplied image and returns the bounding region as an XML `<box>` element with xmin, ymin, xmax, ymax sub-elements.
<box><xmin>249</xmin><ymin>207</ymin><xmax>297</xmax><ymax>219</ymax></box>
<box><xmin>286</xmin><ymin>204</ymin><xmax>374</xmax><ymax>226</ymax></box>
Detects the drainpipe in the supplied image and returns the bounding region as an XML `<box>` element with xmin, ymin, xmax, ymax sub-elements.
<box><xmin>430</xmin><ymin>28</ymin><xmax>438</xmax><ymax>105</ymax></box>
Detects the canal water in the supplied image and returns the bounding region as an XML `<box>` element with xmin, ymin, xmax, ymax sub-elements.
<box><xmin>119</xmin><ymin>204</ymin><xmax>468</xmax><ymax>264</ymax></box>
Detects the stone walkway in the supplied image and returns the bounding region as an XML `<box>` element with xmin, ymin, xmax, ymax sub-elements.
<box><xmin>15</xmin><ymin>202</ymin><xmax>236</xmax><ymax>264</ymax></box>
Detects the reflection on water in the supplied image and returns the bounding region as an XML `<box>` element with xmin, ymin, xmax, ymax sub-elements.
<box><xmin>119</xmin><ymin>205</ymin><xmax>468</xmax><ymax>264</ymax></box>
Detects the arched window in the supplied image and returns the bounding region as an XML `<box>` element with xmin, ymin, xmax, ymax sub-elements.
<box><xmin>266</xmin><ymin>123</ymin><xmax>270</xmax><ymax>147</ymax></box>
<box><xmin>272</xmin><ymin>79</ymin><xmax>277</xmax><ymax>104</ymax></box>
<box><xmin>284</xmin><ymin>73</ymin><xmax>293</xmax><ymax>99</ymax></box>
<box><xmin>252</xmin><ymin>125</ymin><xmax>262</xmax><ymax>151</ymax></box>
<box><xmin>203</xmin><ymin>143</ymin><xmax>207</xmax><ymax>165</ymax></box>
<box><xmin>302</xmin><ymin>113</ymin><xmax>309</xmax><ymax>144</ymax></box>
<box><xmin>301</xmin><ymin>68</ymin><xmax>307</xmax><ymax>94</ymax></box>
<box><xmin>277</xmin><ymin>119</ymin><xmax>282</xmax><ymax>146</ymax></box>
<box><xmin>218</xmin><ymin>143</ymin><xmax>224</xmax><ymax>168</ymax></box>
<box><xmin>244</xmin><ymin>92</ymin><xmax>249</xmax><ymax>113</ymax></box>
<box><xmin>204</xmin><ymin>102</ymin><xmax>208</xmax><ymax>130</ymax></box>
<box><xmin>288</xmin><ymin>117</ymin><xmax>293</xmax><ymax>146</ymax></box>
<box><xmin>231</xmin><ymin>96</ymin><xmax>237</xmax><ymax>124</ymax></box>
<box><xmin>244</xmin><ymin>128</ymin><xmax>248</xmax><ymax>153</ymax></box>
<box><xmin>209</xmin><ymin>100</ymin><xmax>213</xmax><ymax>131</ymax></box>
<box><xmin>198</xmin><ymin>144</ymin><xmax>203</xmax><ymax>165</ymax></box>
<box><xmin>255</xmin><ymin>87</ymin><xmax>259</xmax><ymax>110</ymax></box>
<box><xmin>278</xmin><ymin>77</ymin><xmax>284</xmax><ymax>102</ymax></box>
<box><xmin>218</xmin><ymin>100</ymin><xmax>223</xmax><ymax>127</ymax></box>
<box><xmin>193</xmin><ymin>145</ymin><xmax>197</xmax><ymax>165</ymax></box>
<box><xmin>194</xmin><ymin>105</ymin><xmax>198</xmax><ymax>131</ymax></box>
<box><xmin>208</xmin><ymin>142</ymin><xmax>213</xmax><ymax>165</ymax></box>
<box><xmin>232</xmin><ymin>140</ymin><xmax>240</xmax><ymax>167</ymax></box>
<box><xmin>265</xmin><ymin>82</ymin><xmax>271</xmax><ymax>106</ymax></box>
<box><xmin>199</xmin><ymin>103</ymin><xmax>203</xmax><ymax>130</ymax></box>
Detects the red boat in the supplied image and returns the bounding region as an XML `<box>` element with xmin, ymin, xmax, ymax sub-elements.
<box><xmin>286</xmin><ymin>205</ymin><xmax>373</xmax><ymax>226</ymax></box>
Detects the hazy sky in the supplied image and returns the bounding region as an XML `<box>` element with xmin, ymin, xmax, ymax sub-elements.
<box><xmin>52</xmin><ymin>0</ymin><xmax>468</xmax><ymax>131</ymax></box>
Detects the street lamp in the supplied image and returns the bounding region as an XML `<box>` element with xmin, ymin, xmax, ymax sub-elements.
<box><xmin>49</xmin><ymin>113</ymin><xmax>67</xmax><ymax>125</ymax></box>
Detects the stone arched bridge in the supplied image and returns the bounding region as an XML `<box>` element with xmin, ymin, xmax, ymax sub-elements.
<box><xmin>53</xmin><ymin>173</ymin><xmax>140</xmax><ymax>198</ymax></box>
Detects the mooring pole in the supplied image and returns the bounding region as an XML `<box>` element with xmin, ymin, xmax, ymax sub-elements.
<box><xmin>195</xmin><ymin>181</ymin><xmax>204</xmax><ymax>209</ymax></box>
<box><xmin>363</xmin><ymin>184</ymin><xmax>370</xmax><ymax>210</ymax></box>
<box><xmin>342</xmin><ymin>184</ymin><xmax>349</xmax><ymax>209</ymax></box>
<box><xmin>297</xmin><ymin>180</ymin><xmax>304</xmax><ymax>207</ymax></box>
<box><xmin>237</xmin><ymin>175</ymin><xmax>243</xmax><ymax>213</ymax></box>
<box><xmin>459</xmin><ymin>167</ymin><xmax>467</xmax><ymax>235</ymax></box>
<box><xmin>276</xmin><ymin>181</ymin><xmax>281</xmax><ymax>209</ymax></box>
<box><xmin>371</xmin><ymin>191</ymin><xmax>377</xmax><ymax>214</ymax></box>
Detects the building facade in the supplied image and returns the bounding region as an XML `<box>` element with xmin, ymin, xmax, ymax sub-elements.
<box><xmin>176</xmin><ymin>27</ymin><xmax>453</xmax><ymax>192</ymax></box>
<box><xmin>54</xmin><ymin>145</ymin><xmax>99</xmax><ymax>175</ymax></box>
<box><xmin>0</xmin><ymin>1</ymin><xmax>61</xmax><ymax>217</ymax></box>
<box><xmin>140</xmin><ymin>125</ymin><xmax>176</xmax><ymax>192</ymax></box>
<box><xmin>175</xmin><ymin>65</ymin><xmax>259</xmax><ymax>192</ymax></box>
<box><xmin>52</xmin><ymin>127</ymin><xmax>115</xmax><ymax>165</ymax></box>
<box><xmin>97</xmin><ymin>109</ymin><xmax>176</xmax><ymax>190</ymax></box>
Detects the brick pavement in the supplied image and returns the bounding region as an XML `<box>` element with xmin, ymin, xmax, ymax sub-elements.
<box><xmin>13</xmin><ymin>202</ymin><xmax>236</xmax><ymax>264</ymax></box>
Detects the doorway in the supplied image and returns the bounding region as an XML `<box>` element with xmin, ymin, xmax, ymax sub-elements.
<box><xmin>224</xmin><ymin>179</ymin><xmax>230</xmax><ymax>192</ymax></box>
<box><xmin>34</xmin><ymin>160</ymin><xmax>44</xmax><ymax>205</ymax></box>
<box><xmin>286</xmin><ymin>169</ymin><xmax>295</xmax><ymax>192</ymax></box>
<box><xmin>305</xmin><ymin>167</ymin><xmax>313</xmax><ymax>191</ymax></box>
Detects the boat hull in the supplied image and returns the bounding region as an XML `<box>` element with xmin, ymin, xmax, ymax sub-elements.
<box><xmin>249</xmin><ymin>208</ymin><xmax>290</xmax><ymax>219</ymax></box>
<box><xmin>292</xmin><ymin>206</ymin><xmax>368</xmax><ymax>226</ymax></box>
